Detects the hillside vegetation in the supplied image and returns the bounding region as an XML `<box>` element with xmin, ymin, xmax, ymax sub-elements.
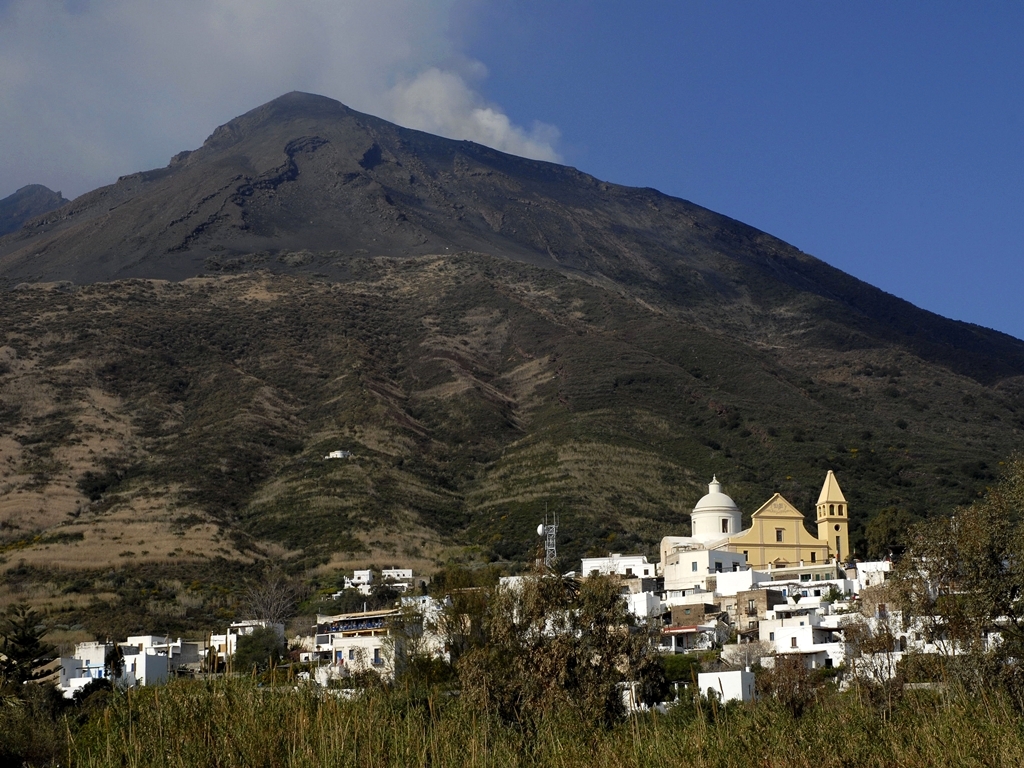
<box><xmin>1</xmin><ymin>252</ymin><xmax>1022</xmax><ymax>634</ymax></box>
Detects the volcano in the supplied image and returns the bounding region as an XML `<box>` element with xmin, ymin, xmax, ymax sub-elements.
<box><xmin>1</xmin><ymin>94</ymin><xmax>1023</xmax><ymax>619</ymax></box>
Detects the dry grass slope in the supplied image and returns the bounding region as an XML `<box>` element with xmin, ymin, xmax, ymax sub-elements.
<box><xmin>0</xmin><ymin>255</ymin><xmax>1021</xmax><ymax>630</ymax></box>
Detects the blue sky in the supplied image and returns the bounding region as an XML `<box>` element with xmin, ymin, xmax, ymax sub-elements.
<box><xmin>1</xmin><ymin>1</ymin><xmax>1021</xmax><ymax>340</ymax></box>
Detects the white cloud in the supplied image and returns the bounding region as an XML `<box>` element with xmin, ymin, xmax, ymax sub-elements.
<box><xmin>0</xmin><ymin>0</ymin><xmax>561</xmax><ymax>198</ymax></box>
<box><xmin>386</xmin><ymin>67</ymin><xmax>561</xmax><ymax>163</ymax></box>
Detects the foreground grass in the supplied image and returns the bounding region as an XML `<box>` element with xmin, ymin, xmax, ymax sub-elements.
<box><xmin>29</xmin><ymin>678</ymin><xmax>1019</xmax><ymax>768</ymax></box>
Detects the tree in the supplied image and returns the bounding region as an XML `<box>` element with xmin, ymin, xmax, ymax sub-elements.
<box><xmin>892</xmin><ymin>455</ymin><xmax>1024</xmax><ymax>700</ymax></box>
<box><xmin>386</xmin><ymin>602</ymin><xmax>456</xmax><ymax>689</ymax></box>
<box><xmin>756</xmin><ymin>655</ymin><xmax>827</xmax><ymax>717</ymax></box>
<box><xmin>0</xmin><ymin>604</ymin><xmax>53</xmax><ymax>684</ymax></box>
<box><xmin>233</xmin><ymin>626</ymin><xmax>285</xmax><ymax>673</ymax></box>
<box><xmin>104</xmin><ymin>644</ymin><xmax>126</xmax><ymax>683</ymax></box>
<box><xmin>822</xmin><ymin>584</ymin><xmax>845</xmax><ymax>604</ymax></box>
<box><xmin>865</xmin><ymin>506</ymin><xmax>921</xmax><ymax>559</ymax></box>
<box><xmin>455</xmin><ymin>573</ymin><xmax>666</xmax><ymax>726</ymax></box>
<box><xmin>241</xmin><ymin>572</ymin><xmax>301</xmax><ymax>627</ymax></box>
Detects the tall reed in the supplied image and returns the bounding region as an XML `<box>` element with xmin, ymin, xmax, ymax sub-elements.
<box><xmin>64</xmin><ymin>678</ymin><xmax>1024</xmax><ymax>768</ymax></box>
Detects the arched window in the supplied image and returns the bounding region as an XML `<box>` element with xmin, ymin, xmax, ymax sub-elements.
<box><xmin>829</xmin><ymin>504</ymin><xmax>834</xmax><ymax>514</ymax></box>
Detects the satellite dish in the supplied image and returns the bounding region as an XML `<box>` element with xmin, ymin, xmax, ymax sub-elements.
<box><xmin>537</xmin><ymin>523</ymin><xmax>545</xmax><ymax>536</ymax></box>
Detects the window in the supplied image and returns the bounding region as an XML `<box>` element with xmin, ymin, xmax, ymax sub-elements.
<box><xmin>810</xmin><ymin>552</ymin><xmax>816</xmax><ymax>563</ymax></box>
<box><xmin>836</xmin><ymin>536</ymin><xmax>842</xmax><ymax>553</ymax></box>
<box><xmin>814</xmin><ymin>574</ymin><xmax>821</xmax><ymax>581</ymax></box>
<box><xmin>776</xmin><ymin>529</ymin><xmax>784</xmax><ymax>542</ymax></box>
<box><xmin>829</xmin><ymin>504</ymin><xmax>834</xmax><ymax>514</ymax></box>
<box><xmin>373</xmin><ymin>648</ymin><xmax>382</xmax><ymax>666</ymax></box>
<box><xmin>748</xmin><ymin>599</ymin><xmax>756</xmax><ymax>612</ymax></box>
<box><xmin>839</xmin><ymin>505</ymin><xmax>844</xmax><ymax>516</ymax></box>
<box><xmin>791</xmin><ymin>637</ymin><xmax>798</xmax><ymax>648</ymax></box>
<box><xmin>714</xmin><ymin>561</ymin><xmax>723</xmax><ymax>573</ymax></box>
<box><xmin>733</xmin><ymin>562</ymin><xmax>740</xmax><ymax>572</ymax></box>
<box><xmin>769</xmin><ymin>632</ymin><xmax>775</xmax><ymax>641</ymax></box>
<box><xmin>825</xmin><ymin>657</ymin><xmax>833</xmax><ymax>669</ymax></box>
<box><xmin>625</xmin><ymin>568</ymin><xmax>633</xmax><ymax>577</ymax></box>
<box><xmin>800</xmin><ymin>574</ymin><xmax>811</xmax><ymax>581</ymax></box>
<box><xmin>722</xmin><ymin>519</ymin><xmax>729</xmax><ymax>533</ymax></box>
<box><xmin>691</xmin><ymin>561</ymin><xmax>698</xmax><ymax>572</ymax></box>
<box><xmin>684</xmin><ymin>608</ymin><xmax>691</xmax><ymax>616</ymax></box>
<box><xmin>813</xmin><ymin>589</ymin><xmax>821</xmax><ymax>597</ymax></box>
<box><xmin>348</xmin><ymin>649</ymin><xmax>355</xmax><ymax>661</ymax></box>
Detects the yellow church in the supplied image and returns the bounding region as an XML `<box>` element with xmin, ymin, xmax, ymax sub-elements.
<box><xmin>661</xmin><ymin>471</ymin><xmax>851</xmax><ymax>572</ymax></box>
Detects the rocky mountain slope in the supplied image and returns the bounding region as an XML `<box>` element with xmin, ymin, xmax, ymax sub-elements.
<box><xmin>0</xmin><ymin>185</ymin><xmax>68</xmax><ymax>237</ymax></box>
<box><xmin>2</xmin><ymin>92</ymin><xmax>1022</xmax><ymax>385</ymax></box>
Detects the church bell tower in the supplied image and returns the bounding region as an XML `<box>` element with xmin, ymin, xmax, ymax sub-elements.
<box><xmin>816</xmin><ymin>470</ymin><xmax>850</xmax><ymax>563</ymax></box>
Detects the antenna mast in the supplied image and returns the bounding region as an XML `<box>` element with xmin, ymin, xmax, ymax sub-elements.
<box><xmin>537</xmin><ymin>512</ymin><xmax>558</xmax><ymax>569</ymax></box>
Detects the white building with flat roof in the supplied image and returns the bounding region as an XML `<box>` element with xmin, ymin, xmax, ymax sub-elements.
<box><xmin>58</xmin><ymin>640</ymin><xmax>171</xmax><ymax>698</ymax></box>
<box><xmin>580</xmin><ymin>554</ymin><xmax>656</xmax><ymax>579</ymax></box>
<box><xmin>855</xmin><ymin>560</ymin><xmax>892</xmax><ymax>591</ymax></box>
<box><xmin>663</xmin><ymin>547</ymin><xmax>748</xmax><ymax>594</ymax></box>
<box><xmin>311</xmin><ymin>609</ymin><xmax>400</xmax><ymax>680</ymax></box>
<box><xmin>698</xmin><ymin>669</ymin><xmax>756</xmax><ymax>703</ymax></box>
<box><xmin>209</xmin><ymin>620</ymin><xmax>285</xmax><ymax>663</ymax></box>
<box><xmin>759</xmin><ymin>609</ymin><xmax>847</xmax><ymax>670</ymax></box>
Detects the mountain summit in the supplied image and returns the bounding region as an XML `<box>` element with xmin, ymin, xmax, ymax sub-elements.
<box><xmin>1</xmin><ymin>91</ymin><xmax>1021</xmax><ymax>383</ymax></box>
<box><xmin>0</xmin><ymin>184</ymin><xmax>68</xmax><ymax>237</ymax></box>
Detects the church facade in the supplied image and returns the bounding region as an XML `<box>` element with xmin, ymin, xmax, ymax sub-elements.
<box><xmin>661</xmin><ymin>471</ymin><xmax>851</xmax><ymax>585</ymax></box>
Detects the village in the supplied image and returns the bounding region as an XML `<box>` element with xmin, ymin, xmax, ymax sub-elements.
<box><xmin>48</xmin><ymin>472</ymin><xmax>946</xmax><ymax>705</ymax></box>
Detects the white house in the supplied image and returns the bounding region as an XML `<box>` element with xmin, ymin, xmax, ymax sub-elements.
<box><xmin>341</xmin><ymin>570</ymin><xmax>375</xmax><ymax>595</ymax></box>
<box><xmin>710</xmin><ymin>568</ymin><xmax>773</xmax><ymax>597</ymax></box>
<box><xmin>312</xmin><ymin>609</ymin><xmax>399</xmax><ymax>680</ymax></box>
<box><xmin>625</xmin><ymin>591</ymin><xmax>663</xmax><ymax>621</ymax></box>
<box><xmin>662</xmin><ymin>546</ymin><xmax>748</xmax><ymax>594</ymax></box>
<box><xmin>855</xmin><ymin>560</ymin><xmax>892</xmax><ymax>591</ymax></box>
<box><xmin>698</xmin><ymin>669</ymin><xmax>756</xmax><ymax>703</ymax></box>
<box><xmin>209</xmin><ymin>620</ymin><xmax>285</xmax><ymax>663</ymax></box>
<box><xmin>124</xmin><ymin>635</ymin><xmax>202</xmax><ymax>670</ymax></box>
<box><xmin>759</xmin><ymin>606</ymin><xmax>847</xmax><ymax>670</ymax></box>
<box><xmin>57</xmin><ymin>641</ymin><xmax>108</xmax><ymax>697</ymax></box>
<box><xmin>380</xmin><ymin>568</ymin><xmax>429</xmax><ymax>592</ymax></box>
<box><xmin>58</xmin><ymin>640</ymin><xmax>171</xmax><ymax>698</ymax></box>
<box><xmin>660</xmin><ymin>620</ymin><xmax>730</xmax><ymax>653</ymax></box>
<box><xmin>768</xmin><ymin>578</ymin><xmax>855</xmax><ymax>607</ymax></box>
<box><xmin>580</xmin><ymin>554</ymin><xmax>656</xmax><ymax>580</ymax></box>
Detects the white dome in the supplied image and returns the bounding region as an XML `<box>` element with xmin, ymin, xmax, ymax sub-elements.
<box><xmin>694</xmin><ymin>477</ymin><xmax>740</xmax><ymax>514</ymax></box>
<box><xmin>690</xmin><ymin>476</ymin><xmax>741</xmax><ymax>542</ymax></box>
